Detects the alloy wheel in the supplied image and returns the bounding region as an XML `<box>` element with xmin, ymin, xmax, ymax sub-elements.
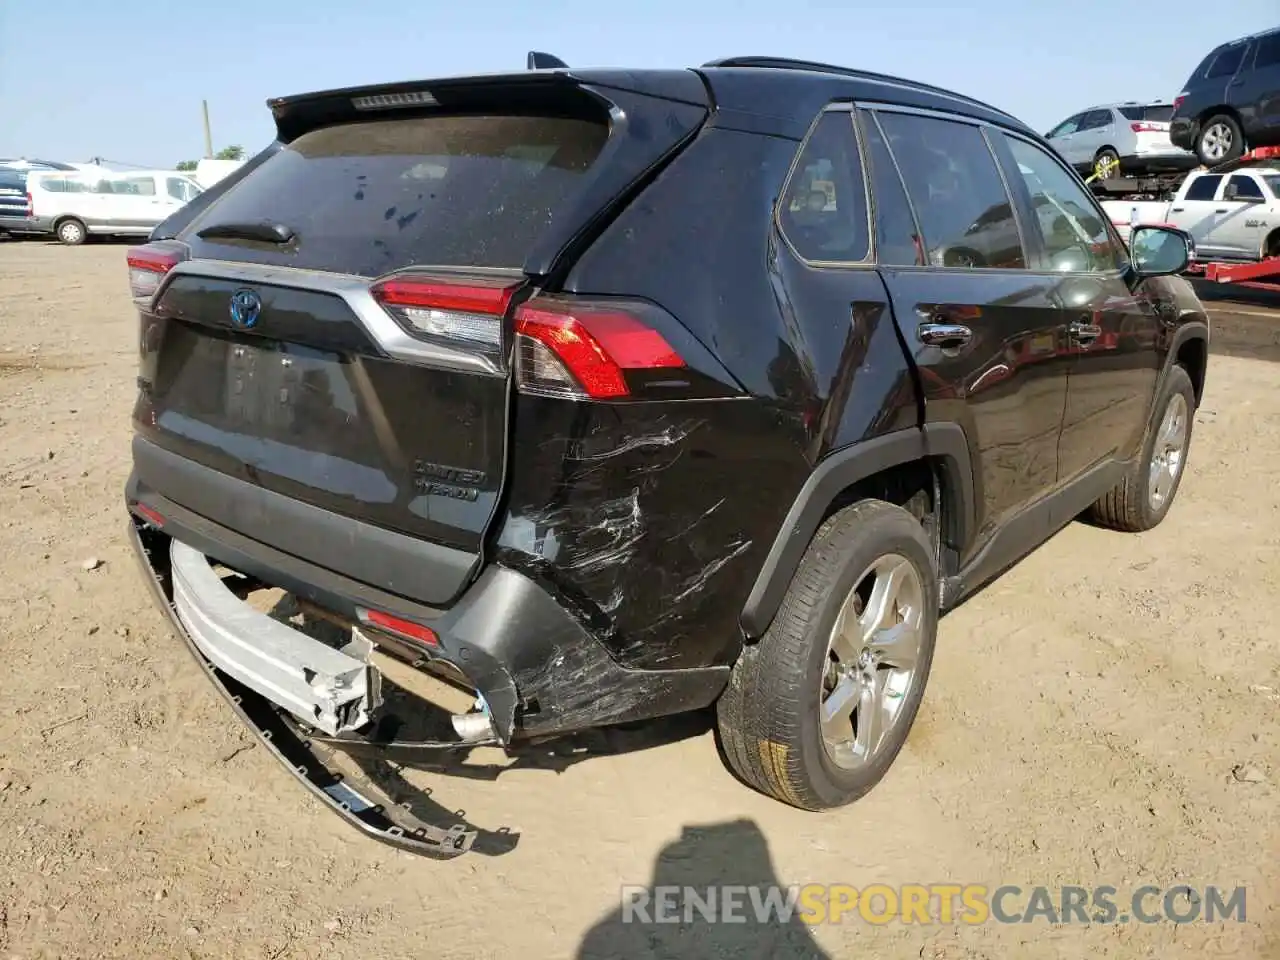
<box><xmin>820</xmin><ymin>553</ymin><xmax>926</xmax><ymax>770</ymax></box>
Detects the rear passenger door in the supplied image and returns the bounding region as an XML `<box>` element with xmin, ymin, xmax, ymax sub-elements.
<box><xmin>859</xmin><ymin>107</ymin><xmax>1073</xmax><ymax>571</ymax></box>
<box><xmin>1237</xmin><ymin>33</ymin><xmax>1280</xmax><ymax>145</ymax></box>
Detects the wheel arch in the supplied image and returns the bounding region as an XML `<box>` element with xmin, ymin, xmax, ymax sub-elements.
<box><xmin>1261</xmin><ymin>226</ymin><xmax>1280</xmax><ymax>260</ymax></box>
<box><xmin>739</xmin><ymin>424</ymin><xmax>974</xmax><ymax>638</ymax></box>
<box><xmin>1171</xmin><ymin>322</ymin><xmax>1209</xmax><ymax>407</ymax></box>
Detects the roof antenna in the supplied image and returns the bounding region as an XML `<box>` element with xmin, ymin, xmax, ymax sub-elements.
<box><xmin>527</xmin><ymin>51</ymin><xmax>568</xmax><ymax>70</ymax></box>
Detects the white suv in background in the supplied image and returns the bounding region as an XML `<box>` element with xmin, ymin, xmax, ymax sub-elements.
<box><xmin>1044</xmin><ymin>102</ymin><xmax>1198</xmax><ymax>179</ymax></box>
<box><xmin>28</xmin><ymin>169</ymin><xmax>203</xmax><ymax>245</ymax></box>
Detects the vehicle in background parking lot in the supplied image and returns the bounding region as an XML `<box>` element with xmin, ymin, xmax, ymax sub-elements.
<box><xmin>1171</xmin><ymin>27</ymin><xmax>1280</xmax><ymax>166</ymax></box>
<box><xmin>1045</xmin><ymin>101</ymin><xmax>1195</xmax><ymax>179</ymax></box>
<box><xmin>0</xmin><ymin>168</ymin><xmax>36</xmax><ymax>237</ymax></box>
<box><xmin>121</xmin><ymin>55</ymin><xmax>1209</xmax><ymax>852</ymax></box>
<box><xmin>28</xmin><ymin>169</ymin><xmax>203</xmax><ymax>245</ymax></box>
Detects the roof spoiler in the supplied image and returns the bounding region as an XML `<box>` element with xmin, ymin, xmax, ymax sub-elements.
<box><xmin>527</xmin><ymin>51</ymin><xmax>568</xmax><ymax>70</ymax></box>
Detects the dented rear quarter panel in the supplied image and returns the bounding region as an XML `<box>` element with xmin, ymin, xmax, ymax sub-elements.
<box><xmin>501</xmin><ymin>125</ymin><xmax>920</xmax><ymax>670</ymax></box>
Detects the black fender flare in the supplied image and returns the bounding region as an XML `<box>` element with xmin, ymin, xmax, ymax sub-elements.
<box><xmin>1164</xmin><ymin>319</ymin><xmax>1209</xmax><ymax>406</ymax></box>
<box><xmin>739</xmin><ymin>424</ymin><xmax>974</xmax><ymax>638</ymax></box>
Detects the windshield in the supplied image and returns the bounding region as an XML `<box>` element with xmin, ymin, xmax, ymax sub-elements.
<box><xmin>1118</xmin><ymin>105</ymin><xmax>1174</xmax><ymax>123</ymax></box>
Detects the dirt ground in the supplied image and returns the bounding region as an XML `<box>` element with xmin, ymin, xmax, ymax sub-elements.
<box><xmin>0</xmin><ymin>240</ymin><xmax>1277</xmax><ymax>959</ymax></box>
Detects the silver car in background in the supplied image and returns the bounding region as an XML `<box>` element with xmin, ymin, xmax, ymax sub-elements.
<box><xmin>1045</xmin><ymin>101</ymin><xmax>1198</xmax><ymax>179</ymax></box>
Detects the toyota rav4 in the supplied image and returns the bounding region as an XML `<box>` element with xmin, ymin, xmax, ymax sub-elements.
<box><xmin>124</xmin><ymin>55</ymin><xmax>1209</xmax><ymax>855</ymax></box>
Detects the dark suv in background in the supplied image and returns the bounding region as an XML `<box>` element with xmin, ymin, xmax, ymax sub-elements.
<box><xmin>1171</xmin><ymin>26</ymin><xmax>1280</xmax><ymax>165</ymax></box>
<box><xmin>123</xmin><ymin>55</ymin><xmax>1209</xmax><ymax>854</ymax></box>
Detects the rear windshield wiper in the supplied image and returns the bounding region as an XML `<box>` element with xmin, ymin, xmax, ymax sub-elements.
<box><xmin>196</xmin><ymin>221</ymin><xmax>296</xmax><ymax>244</ymax></box>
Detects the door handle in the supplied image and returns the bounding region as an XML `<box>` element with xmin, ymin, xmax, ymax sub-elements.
<box><xmin>1170</xmin><ymin>206</ymin><xmax>1185</xmax><ymax>212</ymax></box>
<box><xmin>1214</xmin><ymin>208</ymin><xmax>1228</xmax><ymax>213</ymax></box>
<box><xmin>1068</xmin><ymin>320</ymin><xmax>1102</xmax><ymax>342</ymax></box>
<box><xmin>918</xmin><ymin>322</ymin><xmax>972</xmax><ymax>349</ymax></box>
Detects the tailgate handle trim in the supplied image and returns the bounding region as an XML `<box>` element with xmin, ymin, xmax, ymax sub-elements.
<box><xmin>158</xmin><ymin>259</ymin><xmax>512</xmax><ymax>378</ymax></box>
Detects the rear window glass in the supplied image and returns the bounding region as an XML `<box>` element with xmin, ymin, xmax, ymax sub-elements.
<box><xmin>1204</xmin><ymin>44</ymin><xmax>1246</xmax><ymax>79</ymax></box>
<box><xmin>0</xmin><ymin>171</ymin><xmax>25</xmax><ymax>190</ymax></box>
<box><xmin>184</xmin><ymin>115</ymin><xmax>609</xmax><ymax>276</ymax></box>
<box><xmin>1118</xmin><ymin>105</ymin><xmax>1174</xmax><ymax>122</ymax></box>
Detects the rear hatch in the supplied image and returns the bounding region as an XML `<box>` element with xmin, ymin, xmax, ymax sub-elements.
<box><xmin>1118</xmin><ymin>104</ymin><xmax>1181</xmax><ymax>153</ymax></box>
<box><xmin>131</xmin><ymin>73</ymin><xmax>707</xmax><ymax>604</ymax></box>
<box><xmin>0</xmin><ymin>170</ymin><xmax>29</xmax><ymax>221</ymax></box>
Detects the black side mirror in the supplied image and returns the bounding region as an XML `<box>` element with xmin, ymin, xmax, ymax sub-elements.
<box><xmin>1129</xmin><ymin>225</ymin><xmax>1193</xmax><ymax>278</ymax></box>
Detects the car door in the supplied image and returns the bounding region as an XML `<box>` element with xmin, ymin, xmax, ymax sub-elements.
<box><xmin>1167</xmin><ymin>173</ymin><xmax>1228</xmax><ymax>256</ymax></box>
<box><xmin>1214</xmin><ymin>174</ymin><xmax>1268</xmax><ymax>256</ymax></box>
<box><xmin>994</xmin><ymin>133</ymin><xmax>1163</xmax><ymax>500</ymax></box>
<box><xmin>859</xmin><ymin>107</ymin><xmax>1072</xmax><ymax>572</ymax></box>
<box><xmin>1236</xmin><ymin>32</ymin><xmax>1280</xmax><ymax>145</ymax></box>
<box><xmin>1046</xmin><ymin>114</ymin><xmax>1084</xmax><ymax>166</ymax></box>
<box><xmin>1072</xmin><ymin>110</ymin><xmax>1110</xmax><ymax>169</ymax></box>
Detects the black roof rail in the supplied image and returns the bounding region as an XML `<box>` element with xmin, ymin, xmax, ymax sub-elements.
<box><xmin>701</xmin><ymin>56</ymin><xmax>1021</xmax><ymax>124</ymax></box>
<box><xmin>527</xmin><ymin>51</ymin><xmax>568</xmax><ymax>70</ymax></box>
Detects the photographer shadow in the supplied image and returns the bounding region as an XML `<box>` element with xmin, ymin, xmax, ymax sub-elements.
<box><xmin>577</xmin><ymin>818</ymin><xmax>832</xmax><ymax>959</ymax></box>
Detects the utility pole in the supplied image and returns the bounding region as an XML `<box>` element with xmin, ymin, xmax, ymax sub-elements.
<box><xmin>202</xmin><ymin>100</ymin><xmax>213</xmax><ymax>159</ymax></box>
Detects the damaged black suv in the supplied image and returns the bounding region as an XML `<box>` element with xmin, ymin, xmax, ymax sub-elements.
<box><xmin>125</xmin><ymin>55</ymin><xmax>1209</xmax><ymax>851</ymax></box>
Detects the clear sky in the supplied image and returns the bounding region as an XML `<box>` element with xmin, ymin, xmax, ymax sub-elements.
<box><xmin>1</xmin><ymin>0</ymin><xmax>1276</xmax><ymax>169</ymax></box>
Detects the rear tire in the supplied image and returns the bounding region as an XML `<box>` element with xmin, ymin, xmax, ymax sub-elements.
<box><xmin>55</xmin><ymin>218</ymin><xmax>87</xmax><ymax>246</ymax></box>
<box><xmin>1195</xmin><ymin>114</ymin><xmax>1245</xmax><ymax>166</ymax></box>
<box><xmin>715</xmin><ymin>499</ymin><xmax>938</xmax><ymax>810</ymax></box>
<box><xmin>1087</xmin><ymin>365</ymin><xmax>1196</xmax><ymax>532</ymax></box>
<box><xmin>1093</xmin><ymin>148</ymin><xmax>1121</xmax><ymax>180</ymax></box>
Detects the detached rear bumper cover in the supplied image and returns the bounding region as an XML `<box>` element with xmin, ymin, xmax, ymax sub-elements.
<box><xmin>128</xmin><ymin>461</ymin><xmax>728</xmax><ymax>744</ymax></box>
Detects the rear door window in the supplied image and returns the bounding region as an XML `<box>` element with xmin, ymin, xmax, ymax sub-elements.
<box><xmin>875</xmin><ymin>111</ymin><xmax>1025</xmax><ymax>270</ymax></box>
<box><xmin>777</xmin><ymin>110</ymin><xmax>869</xmax><ymax>263</ymax></box>
<box><xmin>1254</xmin><ymin>33</ymin><xmax>1280</xmax><ymax>69</ymax></box>
<box><xmin>1227</xmin><ymin>175</ymin><xmax>1264</xmax><ymax>201</ymax></box>
<box><xmin>182</xmin><ymin>114</ymin><xmax>610</xmax><ymax>277</ymax></box>
<box><xmin>858</xmin><ymin>111</ymin><xmax>923</xmax><ymax>266</ymax></box>
<box><xmin>1205</xmin><ymin>43</ymin><xmax>1247</xmax><ymax>79</ymax></box>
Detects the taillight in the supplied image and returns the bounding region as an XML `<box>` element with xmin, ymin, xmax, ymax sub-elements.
<box><xmin>1172</xmin><ymin>94</ymin><xmax>1187</xmax><ymax>113</ymax></box>
<box><xmin>1130</xmin><ymin>122</ymin><xmax>1163</xmax><ymax>133</ymax></box>
<box><xmin>23</xmin><ymin>191</ymin><xmax>31</xmax><ymax>217</ymax></box>
<box><xmin>126</xmin><ymin>243</ymin><xmax>184</xmax><ymax>303</ymax></box>
<box><xmin>513</xmin><ymin>295</ymin><xmax>685</xmax><ymax>400</ymax></box>
<box><xmin>370</xmin><ymin>274</ymin><xmax>521</xmax><ymax>355</ymax></box>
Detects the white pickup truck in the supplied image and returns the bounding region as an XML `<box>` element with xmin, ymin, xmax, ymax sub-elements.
<box><xmin>1102</xmin><ymin>166</ymin><xmax>1280</xmax><ymax>262</ymax></box>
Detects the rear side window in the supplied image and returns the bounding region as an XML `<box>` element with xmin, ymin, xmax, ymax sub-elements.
<box><xmin>1118</xmin><ymin>105</ymin><xmax>1174</xmax><ymax>122</ymax></box>
<box><xmin>876</xmin><ymin>112</ymin><xmax>1025</xmax><ymax>270</ymax></box>
<box><xmin>1205</xmin><ymin>44</ymin><xmax>1247</xmax><ymax>79</ymax></box>
<box><xmin>1185</xmin><ymin>175</ymin><xmax>1222</xmax><ymax>200</ymax></box>
<box><xmin>777</xmin><ymin>111</ymin><xmax>869</xmax><ymax>263</ymax></box>
<box><xmin>102</xmin><ymin>176</ymin><xmax>156</xmax><ymax>196</ymax></box>
<box><xmin>183</xmin><ymin>115</ymin><xmax>609</xmax><ymax>277</ymax></box>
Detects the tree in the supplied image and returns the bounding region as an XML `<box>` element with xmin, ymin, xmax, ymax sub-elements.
<box><xmin>176</xmin><ymin>160</ymin><xmax>197</xmax><ymax>171</ymax></box>
<box><xmin>215</xmin><ymin>145</ymin><xmax>245</xmax><ymax>161</ymax></box>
